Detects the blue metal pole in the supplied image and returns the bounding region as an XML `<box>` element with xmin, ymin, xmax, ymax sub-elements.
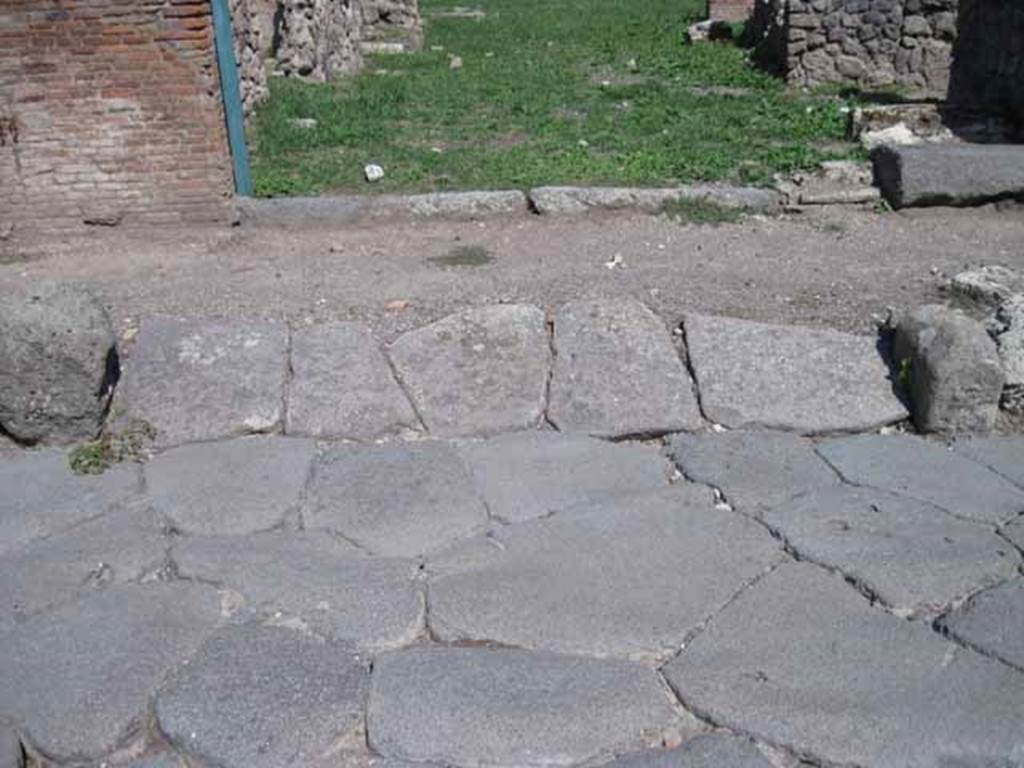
<box><xmin>210</xmin><ymin>0</ymin><xmax>253</xmax><ymax>196</ymax></box>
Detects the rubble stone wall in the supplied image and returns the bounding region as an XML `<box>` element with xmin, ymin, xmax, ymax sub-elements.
<box><xmin>274</xmin><ymin>0</ymin><xmax>364</xmax><ymax>81</ymax></box>
<box><xmin>0</xmin><ymin>0</ymin><xmax>234</xmax><ymax>235</ymax></box>
<box><xmin>752</xmin><ymin>0</ymin><xmax>958</xmax><ymax>96</ymax></box>
<box><xmin>231</xmin><ymin>0</ymin><xmax>270</xmax><ymax>115</ymax></box>
<box><xmin>948</xmin><ymin>0</ymin><xmax>1024</xmax><ymax>125</ymax></box>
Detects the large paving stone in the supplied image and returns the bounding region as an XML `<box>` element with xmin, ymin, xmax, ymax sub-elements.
<box><xmin>1005</xmin><ymin>517</ymin><xmax>1024</xmax><ymax>550</ymax></box>
<box><xmin>0</xmin><ymin>583</ymin><xmax>222</xmax><ymax>762</ymax></box>
<box><xmin>548</xmin><ymin>299</ymin><xmax>702</xmax><ymax>438</ymax></box>
<box><xmin>763</xmin><ymin>486</ymin><xmax>1020</xmax><ymax>616</ymax></box>
<box><xmin>456</xmin><ymin>431</ymin><xmax>670</xmax><ymax>523</ymax></box>
<box><xmin>117</xmin><ymin>318</ymin><xmax>289</xmax><ymax>447</ymax></box>
<box><xmin>669</xmin><ymin>431</ymin><xmax>839</xmax><ymax>515</ymax></box>
<box><xmin>0</xmin><ymin>503</ymin><xmax>168</xmax><ymax>631</ymax></box>
<box><xmin>388</xmin><ymin>305</ymin><xmax>549</xmax><ymax>436</ymax></box>
<box><xmin>286</xmin><ymin>322</ymin><xmax>419</xmax><ymax>440</ymax></box>
<box><xmin>173</xmin><ymin>531</ymin><xmax>423</xmax><ymax>648</ymax></box>
<box><xmin>304</xmin><ymin>441</ymin><xmax>487</xmax><ymax>557</ymax></box>
<box><xmin>683</xmin><ymin>314</ymin><xmax>907</xmax><ymax>434</ymax></box>
<box><xmin>156</xmin><ymin>625</ymin><xmax>369</xmax><ymax>768</ymax></box>
<box><xmin>872</xmin><ymin>143</ymin><xmax>1024</xmax><ymax>209</ymax></box>
<box><xmin>145</xmin><ymin>436</ymin><xmax>315</xmax><ymax>535</ymax></box>
<box><xmin>0</xmin><ymin>283</ymin><xmax>116</xmax><ymax>444</ymax></box>
<box><xmin>662</xmin><ymin>562</ymin><xmax>1024</xmax><ymax>768</ymax></box>
<box><xmin>0</xmin><ymin>449</ymin><xmax>140</xmax><ymax>556</ymax></box>
<box><xmin>817</xmin><ymin>434</ymin><xmax>1024</xmax><ymax>525</ymax></box>
<box><xmin>599</xmin><ymin>734</ymin><xmax>772</xmax><ymax>768</ymax></box>
<box><xmin>938</xmin><ymin>579</ymin><xmax>1024</xmax><ymax>671</ymax></box>
<box><xmin>0</xmin><ymin>722</ymin><xmax>22</xmax><ymax>768</ymax></box>
<box><xmin>429</xmin><ymin>486</ymin><xmax>783</xmax><ymax>660</ymax></box>
<box><xmin>368</xmin><ymin>647</ymin><xmax>692</xmax><ymax>767</ymax></box>
<box><xmin>954</xmin><ymin>436</ymin><xmax>1024</xmax><ymax>489</ymax></box>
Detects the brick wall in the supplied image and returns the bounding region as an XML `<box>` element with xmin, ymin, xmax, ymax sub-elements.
<box><xmin>0</xmin><ymin>0</ymin><xmax>235</xmax><ymax>235</ymax></box>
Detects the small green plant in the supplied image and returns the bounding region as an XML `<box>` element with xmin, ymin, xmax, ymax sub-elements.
<box><xmin>69</xmin><ymin>419</ymin><xmax>156</xmax><ymax>475</ymax></box>
<box><xmin>661</xmin><ymin>197</ymin><xmax>746</xmax><ymax>225</ymax></box>
<box><xmin>897</xmin><ymin>357</ymin><xmax>913</xmax><ymax>389</ymax></box>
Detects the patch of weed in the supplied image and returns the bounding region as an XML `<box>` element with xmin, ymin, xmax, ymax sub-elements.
<box><xmin>69</xmin><ymin>419</ymin><xmax>156</xmax><ymax>475</ymax></box>
<box><xmin>428</xmin><ymin>244</ymin><xmax>494</xmax><ymax>266</ymax></box>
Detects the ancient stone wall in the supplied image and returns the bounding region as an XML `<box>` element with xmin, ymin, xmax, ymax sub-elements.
<box><xmin>275</xmin><ymin>0</ymin><xmax>364</xmax><ymax>81</ymax></box>
<box><xmin>752</xmin><ymin>0</ymin><xmax>958</xmax><ymax>95</ymax></box>
<box><xmin>0</xmin><ymin>0</ymin><xmax>234</xmax><ymax>235</ymax></box>
<box><xmin>948</xmin><ymin>0</ymin><xmax>1024</xmax><ymax>125</ymax></box>
<box><xmin>708</xmin><ymin>0</ymin><xmax>756</xmax><ymax>23</ymax></box>
<box><xmin>231</xmin><ymin>0</ymin><xmax>270</xmax><ymax>115</ymax></box>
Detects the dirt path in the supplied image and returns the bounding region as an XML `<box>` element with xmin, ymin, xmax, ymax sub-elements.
<box><xmin>3</xmin><ymin>204</ymin><xmax>1023</xmax><ymax>341</ymax></box>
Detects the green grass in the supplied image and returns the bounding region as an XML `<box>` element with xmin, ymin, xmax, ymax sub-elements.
<box><xmin>251</xmin><ymin>0</ymin><xmax>862</xmax><ymax>197</ymax></box>
<box><xmin>68</xmin><ymin>419</ymin><xmax>156</xmax><ymax>475</ymax></box>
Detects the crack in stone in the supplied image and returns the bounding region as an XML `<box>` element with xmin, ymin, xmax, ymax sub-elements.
<box><xmin>281</xmin><ymin>323</ymin><xmax>295</xmax><ymax>435</ymax></box>
<box><xmin>542</xmin><ymin>316</ymin><xmax>559</xmax><ymax>431</ymax></box>
<box><xmin>676</xmin><ymin>319</ymin><xmax>710</xmax><ymax>426</ymax></box>
<box><xmin>381</xmin><ymin>342</ymin><xmax>429</xmax><ymax>434</ymax></box>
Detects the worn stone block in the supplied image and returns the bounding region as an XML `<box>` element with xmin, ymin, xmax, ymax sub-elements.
<box><xmin>549</xmin><ymin>299</ymin><xmax>702</xmax><ymax>438</ymax></box>
<box><xmin>938</xmin><ymin>579</ymin><xmax>1024</xmax><ymax>670</ymax></box>
<box><xmin>602</xmin><ymin>734</ymin><xmax>772</xmax><ymax>768</ymax></box>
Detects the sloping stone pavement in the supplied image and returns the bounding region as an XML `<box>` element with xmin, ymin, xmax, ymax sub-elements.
<box><xmin>2</xmin><ymin>301</ymin><xmax>1023</xmax><ymax>768</ymax></box>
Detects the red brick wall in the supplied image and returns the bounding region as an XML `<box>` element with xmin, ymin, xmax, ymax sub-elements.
<box><xmin>0</xmin><ymin>0</ymin><xmax>235</xmax><ymax>235</ymax></box>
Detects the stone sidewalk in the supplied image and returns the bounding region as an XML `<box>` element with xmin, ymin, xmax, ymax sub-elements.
<box><xmin>2</xmin><ymin>301</ymin><xmax>1023</xmax><ymax>768</ymax></box>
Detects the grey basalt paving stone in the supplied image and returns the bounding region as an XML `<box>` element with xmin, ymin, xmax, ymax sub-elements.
<box><xmin>388</xmin><ymin>305</ymin><xmax>549</xmax><ymax>436</ymax></box>
<box><xmin>938</xmin><ymin>579</ymin><xmax>1024</xmax><ymax>671</ymax></box>
<box><xmin>156</xmin><ymin>625</ymin><xmax>369</xmax><ymax>768</ymax></box>
<box><xmin>0</xmin><ymin>503</ymin><xmax>169</xmax><ymax>631</ymax></box>
<box><xmin>0</xmin><ymin>583</ymin><xmax>223</xmax><ymax>763</ymax></box>
<box><xmin>145</xmin><ymin>436</ymin><xmax>315</xmax><ymax>535</ymax></box>
<box><xmin>286</xmin><ymin>322</ymin><xmax>419</xmax><ymax>440</ymax></box>
<box><xmin>0</xmin><ymin>450</ymin><xmax>140</xmax><ymax>556</ymax></box>
<box><xmin>683</xmin><ymin>313</ymin><xmax>907</xmax><ymax>434</ymax></box>
<box><xmin>548</xmin><ymin>299</ymin><xmax>702</xmax><ymax>438</ymax></box>
<box><xmin>763</xmin><ymin>486</ymin><xmax>1020</xmax><ymax>616</ymax></box>
<box><xmin>123</xmin><ymin>752</ymin><xmax>185</xmax><ymax>768</ymax></box>
<box><xmin>304</xmin><ymin>441</ymin><xmax>487</xmax><ymax>557</ymax></box>
<box><xmin>817</xmin><ymin>434</ymin><xmax>1024</xmax><ymax>525</ymax></box>
<box><xmin>662</xmin><ymin>562</ymin><xmax>1024</xmax><ymax>768</ymax></box>
<box><xmin>953</xmin><ymin>436</ymin><xmax>1024</xmax><ymax>489</ymax></box>
<box><xmin>599</xmin><ymin>733</ymin><xmax>772</xmax><ymax>768</ymax></box>
<box><xmin>456</xmin><ymin>431</ymin><xmax>670</xmax><ymax>523</ymax></box>
<box><xmin>116</xmin><ymin>317</ymin><xmax>289</xmax><ymax>447</ymax></box>
<box><xmin>173</xmin><ymin>531</ymin><xmax>423</xmax><ymax>649</ymax></box>
<box><xmin>429</xmin><ymin>485</ymin><xmax>783</xmax><ymax>660</ymax></box>
<box><xmin>367</xmin><ymin>646</ymin><xmax>694</xmax><ymax>767</ymax></box>
<box><xmin>0</xmin><ymin>722</ymin><xmax>22</xmax><ymax>768</ymax></box>
<box><xmin>1004</xmin><ymin>517</ymin><xmax>1024</xmax><ymax>550</ymax></box>
<box><xmin>669</xmin><ymin>431</ymin><xmax>839</xmax><ymax>515</ymax></box>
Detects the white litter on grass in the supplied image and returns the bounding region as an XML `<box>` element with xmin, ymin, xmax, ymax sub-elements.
<box><xmin>364</xmin><ymin>164</ymin><xmax>385</xmax><ymax>183</ymax></box>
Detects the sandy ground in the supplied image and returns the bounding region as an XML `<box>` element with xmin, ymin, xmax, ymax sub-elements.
<box><xmin>2</xmin><ymin>204</ymin><xmax>1023</xmax><ymax>342</ymax></box>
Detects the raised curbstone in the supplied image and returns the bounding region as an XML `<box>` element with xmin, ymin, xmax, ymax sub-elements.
<box><xmin>156</xmin><ymin>625</ymin><xmax>369</xmax><ymax>768</ymax></box>
<box><xmin>286</xmin><ymin>322</ymin><xmax>419</xmax><ymax>440</ymax></box>
<box><xmin>528</xmin><ymin>185</ymin><xmax>780</xmax><ymax>216</ymax></box>
<box><xmin>872</xmin><ymin>144</ymin><xmax>1024</xmax><ymax>209</ymax></box>
<box><xmin>684</xmin><ymin>313</ymin><xmax>907</xmax><ymax>434</ymax></box>
<box><xmin>116</xmin><ymin>317</ymin><xmax>289</xmax><ymax>447</ymax></box>
<box><xmin>388</xmin><ymin>305</ymin><xmax>549</xmax><ymax>437</ymax></box>
<box><xmin>145</xmin><ymin>436</ymin><xmax>316</xmax><ymax>535</ymax></box>
<box><xmin>549</xmin><ymin>299</ymin><xmax>703</xmax><ymax>438</ymax></box>
<box><xmin>367</xmin><ymin>646</ymin><xmax>694</xmax><ymax>766</ymax></box>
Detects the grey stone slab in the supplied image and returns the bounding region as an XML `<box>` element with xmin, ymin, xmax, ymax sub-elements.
<box><xmin>1005</xmin><ymin>517</ymin><xmax>1024</xmax><ymax>550</ymax></box>
<box><xmin>456</xmin><ymin>431</ymin><xmax>670</xmax><ymax>523</ymax></box>
<box><xmin>116</xmin><ymin>318</ymin><xmax>289</xmax><ymax>447</ymax></box>
<box><xmin>368</xmin><ymin>647</ymin><xmax>692</xmax><ymax>767</ymax></box>
<box><xmin>0</xmin><ymin>583</ymin><xmax>222</xmax><ymax>763</ymax></box>
<box><xmin>939</xmin><ymin>579</ymin><xmax>1024</xmax><ymax>671</ymax></box>
<box><xmin>145</xmin><ymin>436</ymin><xmax>315</xmax><ymax>535</ymax></box>
<box><xmin>599</xmin><ymin>734</ymin><xmax>772</xmax><ymax>768</ymax></box>
<box><xmin>669</xmin><ymin>431</ymin><xmax>839</xmax><ymax>515</ymax></box>
<box><xmin>0</xmin><ymin>503</ymin><xmax>168</xmax><ymax>631</ymax></box>
<box><xmin>893</xmin><ymin>305</ymin><xmax>1004</xmax><ymax>434</ymax></box>
<box><xmin>872</xmin><ymin>144</ymin><xmax>1024</xmax><ymax>209</ymax></box>
<box><xmin>156</xmin><ymin>625</ymin><xmax>368</xmax><ymax>768</ymax></box>
<box><xmin>286</xmin><ymin>322</ymin><xmax>419</xmax><ymax>440</ymax></box>
<box><xmin>817</xmin><ymin>434</ymin><xmax>1024</xmax><ymax>525</ymax></box>
<box><xmin>388</xmin><ymin>305</ymin><xmax>549</xmax><ymax>436</ymax></box>
<box><xmin>0</xmin><ymin>283</ymin><xmax>116</xmax><ymax>444</ymax></box>
<box><xmin>684</xmin><ymin>314</ymin><xmax>907</xmax><ymax>434</ymax></box>
<box><xmin>662</xmin><ymin>562</ymin><xmax>1024</xmax><ymax>768</ymax></box>
<box><xmin>549</xmin><ymin>299</ymin><xmax>702</xmax><ymax>438</ymax></box>
<box><xmin>173</xmin><ymin>531</ymin><xmax>423</xmax><ymax>649</ymax></box>
<box><xmin>0</xmin><ymin>449</ymin><xmax>140</xmax><ymax>556</ymax></box>
<box><xmin>0</xmin><ymin>722</ymin><xmax>22</xmax><ymax>768</ymax></box>
<box><xmin>764</xmin><ymin>486</ymin><xmax>1020</xmax><ymax>616</ymax></box>
<box><xmin>954</xmin><ymin>436</ymin><xmax>1024</xmax><ymax>489</ymax></box>
<box><xmin>122</xmin><ymin>752</ymin><xmax>185</xmax><ymax>768</ymax></box>
<box><xmin>304</xmin><ymin>441</ymin><xmax>487</xmax><ymax>557</ymax></box>
<box><xmin>429</xmin><ymin>486</ymin><xmax>783</xmax><ymax>660</ymax></box>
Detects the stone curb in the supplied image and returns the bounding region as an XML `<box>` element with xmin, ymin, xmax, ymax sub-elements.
<box><xmin>236</xmin><ymin>184</ymin><xmax>782</xmax><ymax>226</ymax></box>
